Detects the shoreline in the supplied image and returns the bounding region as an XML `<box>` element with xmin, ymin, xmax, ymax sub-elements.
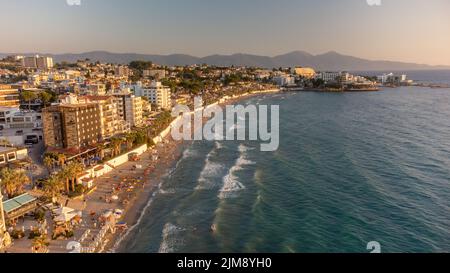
<box><xmin>99</xmin><ymin>88</ymin><xmax>281</xmax><ymax>253</ymax></box>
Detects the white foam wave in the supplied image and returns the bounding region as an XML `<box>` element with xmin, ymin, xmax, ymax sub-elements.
<box><xmin>218</xmin><ymin>145</ymin><xmax>255</xmax><ymax>199</ymax></box>
<box><xmin>196</xmin><ymin>146</ymin><xmax>224</xmax><ymax>190</ymax></box>
<box><xmin>158</xmin><ymin>223</ymin><xmax>186</xmax><ymax>253</ymax></box>
<box><xmin>111</xmin><ymin>181</ymin><xmax>163</xmax><ymax>252</ymax></box>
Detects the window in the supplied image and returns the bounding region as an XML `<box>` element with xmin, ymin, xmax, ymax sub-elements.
<box><xmin>0</xmin><ymin>155</ymin><xmax>5</xmax><ymax>163</ymax></box>
<box><xmin>7</xmin><ymin>152</ymin><xmax>16</xmax><ymax>161</ymax></box>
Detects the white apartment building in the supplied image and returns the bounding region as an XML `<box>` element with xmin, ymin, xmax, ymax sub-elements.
<box><xmin>110</xmin><ymin>89</ymin><xmax>144</xmax><ymax>127</ymax></box>
<box><xmin>273</xmin><ymin>75</ymin><xmax>296</xmax><ymax>87</ymax></box>
<box><xmin>22</xmin><ymin>55</ymin><xmax>53</xmax><ymax>69</ymax></box>
<box><xmin>316</xmin><ymin>72</ymin><xmax>341</xmax><ymax>82</ymax></box>
<box><xmin>36</xmin><ymin>56</ymin><xmax>54</xmax><ymax>69</ymax></box>
<box><xmin>134</xmin><ymin>81</ymin><xmax>172</xmax><ymax>110</ymax></box>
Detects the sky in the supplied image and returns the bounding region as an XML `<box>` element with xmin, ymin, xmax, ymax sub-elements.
<box><xmin>1</xmin><ymin>0</ymin><xmax>450</xmax><ymax>65</ymax></box>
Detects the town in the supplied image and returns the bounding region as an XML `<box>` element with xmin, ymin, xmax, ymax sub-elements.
<box><xmin>0</xmin><ymin>54</ymin><xmax>411</xmax><ymax>253</ymax></box>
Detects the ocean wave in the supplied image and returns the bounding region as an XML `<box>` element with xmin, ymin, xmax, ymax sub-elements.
<box><xmin>158</xmin><ymin>223</ymin><xmax>186</xmax><ymax>253</ymax></box>
<box><xmin>111</xmin><ymin>181</ymin><xmax>164</xmax><ymax>252</ymax></box>
<box><xmin>196</xmin><ymin>145</ymin><xmax>225</xmax><ymax>190</ymax></box>
<box><xmin>218</xmin><ymin>145</ymin><xmax>255</xmax><ymax>199</ymax></box>
<box><xmin>159</xmin><ymin>188</ymin><xmax>176</xmax><ymax>195</ymax></box>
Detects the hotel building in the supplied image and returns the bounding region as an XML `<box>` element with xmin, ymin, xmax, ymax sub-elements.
<box><xmin>294</xmin><ymin>67</ymin><xmax>316</xmax><ymax>79</ymax></box>
<box><xmin>42</xmin><ymin>95</ymin><xmax>129</xmax><ymax>150</ymax></box>
<box><xmin>111</xmin><ymin>89</ymin><xmax>144</xmax><ymax>128</ymax></box>
<box><xmin>137</xmin><ymin>81</ymin><xmax>172</xmax><ymax>110</ymax></box>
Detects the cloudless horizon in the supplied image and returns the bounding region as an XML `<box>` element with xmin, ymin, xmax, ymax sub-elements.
<box><xmin>1</xmin><ymin>0</ymin><xmax>450</xmax><ymax>65</ymax></box>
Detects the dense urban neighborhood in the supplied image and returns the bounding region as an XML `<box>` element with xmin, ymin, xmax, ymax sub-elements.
<box><xmin>0</xmin><ymin>54</ymin><xmax>413</xmax><ymax>253</ymax></box>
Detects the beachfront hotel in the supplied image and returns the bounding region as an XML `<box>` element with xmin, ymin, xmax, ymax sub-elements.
<box><xmin>110</xmin><ymin>89</ymin><xmax>144</xmax><ymax>128</ymax></box>
<box><xmin>135</xmin><ymin>81</ymin><xmax>172</xmax><ymax>110</ymax></box>
<box><xmin>42</xmin><ymin>94</ymin><xmax>129</xmax><ymax>150</ymax></box>
<box><xmin>294</xmin><ymin>67</ymin><xmax>316</xmax><ymax>79</ymax></box>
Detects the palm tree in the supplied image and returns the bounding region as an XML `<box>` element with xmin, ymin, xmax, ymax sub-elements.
<box><xmin>110</xmin><ymin>137</ymin><xmax>123</xmax><ymax>157</ymax></box>
<box><xmin>125</xmin><ymin>132</ymin><xmax>136</xmax><ymax>151</ymax></box>
<box><xmin>56</xmin><ymin>153</ymin><xmax>66</xmax><ymax>167</ymax></box>
<box><xmin>0</xmin><ymin>168</ymin><xmax>31</xmax><ymax>198</ymax></box>
<box><xmin>43</xmin><ymin>175</ymin><xmax>64</xmax><ymax>200</ymax></box>
<box><xmin>58</xmin><ymin>168</ymin><xmax>71</xmax><ymax>195</ymax></box>
<box><xmin>43</xmin><ymin>156</ymin><xmax>55</xmax><ymax>173</ymax></box>
<box><xmin>67</xmin><ymin>162</ymin><xmax>84</xmax><ymax>192</ymax></box>
<box><xmin>20</xmin><ymin>90</ymin><xmax>37</xmax><ymax>111</ymax></box>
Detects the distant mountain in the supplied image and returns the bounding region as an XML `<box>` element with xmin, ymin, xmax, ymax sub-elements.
<box><xmin>1</xmin><ymin>50</ymin><xmax>449</xmax><ymax>71</ymax></box>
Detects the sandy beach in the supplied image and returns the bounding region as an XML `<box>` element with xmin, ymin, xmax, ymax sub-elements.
<box><xmin>53</xmin><ymin>89</ymin><xmax>281</xmax><ymax>253</ymax></box>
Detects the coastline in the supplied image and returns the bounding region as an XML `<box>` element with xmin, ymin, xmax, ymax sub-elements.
<box><xmin>99</xmin><ymin>88</ymin><xmax>281</xmax><ymax>253</ymax></box>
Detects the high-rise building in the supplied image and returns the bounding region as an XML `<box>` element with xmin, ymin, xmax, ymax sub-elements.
<box><xmin>0</xmin><ymin>85</ymin><xmax>20</xmax><ymax>107</ymax></box>
<box><xmin>43</xmin><ymin>99</ymin><xmax>102</xmax><ymax>149</ymax></box>
<box><xmin>111</xmin><ymin>89</ymin><xmax>143</xmax><ymax>127</ymax></box>
<box><xmin>138</xmin><ymin>81</ymin><xmax>172</xmax><ymax>110</ymax></box>
<box><xmin>42</xmin><ymin>94</ymin><xmax>129</xmax><ymax>150</ymax></box>
<box><xmin>36</xmin><ymin>56</ymin><xmax>54</xmax><ymax>69</ymax></box>
<box><xmin>22</xmin><ymin>55</ymin><xmax>53</xmax><ymax>69</ymax></box>
<box><xmin>22</xmin><ymin>56</ymin><xmax>37</xmax><ymax>68</ymax></box>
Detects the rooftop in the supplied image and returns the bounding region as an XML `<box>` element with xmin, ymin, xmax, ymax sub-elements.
<box><xmin>2</xmin><ymin>193</ymin><xmax>37</xmax><ymax>214</ymax></box>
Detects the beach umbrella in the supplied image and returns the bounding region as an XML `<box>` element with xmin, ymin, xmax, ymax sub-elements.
<box><xmin>54</xmin><ymin>207</ymin><xmax>74</xmax><ymax>216</ymax></box>
<box><xmin>67</xmin><ymin>241</ymin><xmax>82</xmax><ymax>253</ymax></box>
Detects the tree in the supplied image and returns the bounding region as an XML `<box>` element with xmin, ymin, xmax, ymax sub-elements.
<box><xmin>125</xmin><ymin>132</ymin><xmax>136</xmax><ymax>150</ymax></box>
<box><xmin>43</xmin><ymin>156</ymin><xmax>55</xmax><ymax>173</ymax></box>
<box><xmin>66</xmin><ymin>162</ymin><xmax>84</xmax><ymax>192</ymax></box>
<box><xmin>39</xmin><ymin>91</ymin><xmax>53</xmax><ymax>107</ymax></box>
<box><xmin>56</xmin><ymin>153</ymin><xmax>66</xmax><ymax>167</ymax></box>
<box><xmin>42</xmin><ymin>175</ymin><xmax>64</xmax><ymax>200</ymax></box>
<box><xmin>110</xmin><ymin>137</ymin><xmax>123</xmax><ymax>157</ymax></box>
<box><xmin>21</xmin><ymin>90</ymin><xmax>38</xmax><ymax>110</ymax></box>
<box><xmin>0</xmin><ymin>168</ymin><xmax>31</xmax><ymax>198</ymax></box>
<box><xmin>59</xmin><ymin>167</ymin><xmax>71</xmax><ymax>195</ymax></box>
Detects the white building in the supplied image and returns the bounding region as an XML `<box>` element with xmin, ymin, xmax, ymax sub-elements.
<box><xmin>36</xmin><ymin>56</ymin><xmax>54</xmax><ymax>70</ymax></box>
<box><xmin>273</xmin><ymin>75</ymin><xmax>296</xmax><ymax>87</ymax></box>
<box><xmin>316</xmin><ymin>72</ymin><xmax>341</xmax><ymax>82</ymax></box>
<box><xmin>110</xmin><ymin>89</ymin><xmax>144</xmax><ymax>127</ymax></box>
<box><xmin>22</xmin><ymin>55</ymin><xmax>53</xmax><ymax>69</ymax></box>
<box><xmin>134</xmin><ymin>81</ymin><xmax>172</xmax><ymax>110</ymax></box>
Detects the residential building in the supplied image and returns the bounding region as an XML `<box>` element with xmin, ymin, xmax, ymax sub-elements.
<box><xmin>136</xmin><ymin>81</ymin><xmax>172</xmax><ymax>110</ymax></box>
<box><xmin>0</xmin><ymin>107</ymin><xmax>42</xmax><ymax>130</ymax></box>
<box><xmin>22</xmin><ymin>55</ymin><xmax>53</xmax><ymax>69</ymax></box>
<box><xmin>43</xmin><ymin>94</ymin><xmax>130</xmax><ymax>150</ymax></box>
<box><xmin>86</xmin><ymin>95</ymin><xmax>130</xmax><ymax>137</ymax></box>
<box><xmin>110</xmin><ymin>89</ymin><xmax>144</xmax><ymax>127</ymax></box>
<box><xmin>0</xmin><ymin>146</ymin><xmax>28</xmax><ymax>166</ymax></box>
<box><xmin>36</xmin><ymin>56</ymin><xmax>54</xmax><ymax>70</ymax></box>
<box><xmin>143</xmin><ymin>69</ymin><xmax>167</xmax><ymax>80</ymax></box>
<box><xmin>88</xmin><ymin>83</ymin><xmax>106</xmax><ymax>95</ymax></box>
<box><xmin>43</xmin><ymin>98</ymin><xmax>102</xmax><ymax>149</ymax></box>
<box><xmin>316</xmin><ymin>72</ymin><xmax>341</xmax><ymax>82</ymax></box>
<box><xmin>22</xmin><ymin>56</ymin><xmax>37</xmax><ymax>68</ymax></box>
<box><xmin>0</xmin><ymin>85</ymin><xmax>20</xmax><ymax>107</ymax></box>
<box><xmin>273</xmin><ymin>75</ymin><xmax>296</xmax><ymax>87</ymax></box>
<box><xmin>294</xmin><ymin>67</ymin><xmax>316</xmax><ymax>78</ymax></box>
<box><xmin>115</xmin><ymin>66</ymin><xmax>130</xmax><ymax>78</ymax></box>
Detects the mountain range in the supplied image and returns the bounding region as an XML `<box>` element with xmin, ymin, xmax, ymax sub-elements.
<box><xmin>1</xmin><ymin>50</ymin><xmax>449</xmax><ymax>71</ymax></box>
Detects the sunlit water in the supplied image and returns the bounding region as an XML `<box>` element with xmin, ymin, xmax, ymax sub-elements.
<box><xmin>118</xmin><ymin>84</ymin><xmax>450</xmax><ymax>253</ymax></box>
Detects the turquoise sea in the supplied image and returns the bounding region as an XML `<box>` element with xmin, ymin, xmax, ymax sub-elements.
<box><xmin>118</xmin><ymin>73</ymin><xmax>450</xmax><ymax>253</ymax></box>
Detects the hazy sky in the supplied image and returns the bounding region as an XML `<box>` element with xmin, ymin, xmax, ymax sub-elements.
<box><xmin>1</xmin><ymin>0</ymin><xmax>450</xmax><ymax>65</ymax></box>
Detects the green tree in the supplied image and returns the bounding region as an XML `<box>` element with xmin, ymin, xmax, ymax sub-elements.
<box><xmin>21</xmin><ymin>90</ymin><xmax>38</xmax><ymax>110</ymax></box>
<box><xmin>0</xmin><ymin>168</ymin><xmax>31</xmax><ymax>198</ymax></box>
